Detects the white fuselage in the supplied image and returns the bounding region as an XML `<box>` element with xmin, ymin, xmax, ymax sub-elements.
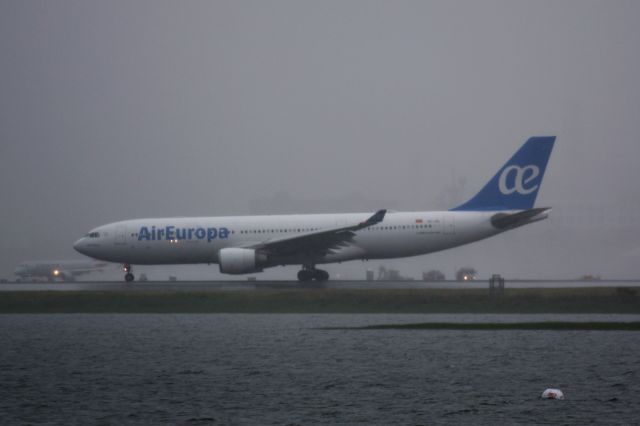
<box><xmin>73</xmin><ymin>136</ymin><xmax>555</xmax><ymax>280</ymax></box>
<box><xmin>73</xmin><ymin>210</ymin><xmax>504</xmax><ymax>267</ymax></box>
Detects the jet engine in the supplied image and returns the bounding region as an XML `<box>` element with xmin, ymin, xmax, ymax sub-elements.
<box><xmin>218</xmin><ymin>248</ymin><xmax>267</xmax><ymax>274</ymax></box>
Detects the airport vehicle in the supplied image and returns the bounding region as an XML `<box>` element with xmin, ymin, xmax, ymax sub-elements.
<box><xmin>14</xmin><ymin>260</ymin><xmax>109</xmax><ymax>282</ymax></box>
<box><xmin>74</xmin><ymin>136</ymin><xmax>555</xmax><ymax>282</ymax></box>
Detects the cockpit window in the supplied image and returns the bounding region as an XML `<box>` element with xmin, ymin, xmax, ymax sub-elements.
<box><xmin>88</xmin><ymin>232</ymin><xmax>100</xmax><ymax>238</ymax></box>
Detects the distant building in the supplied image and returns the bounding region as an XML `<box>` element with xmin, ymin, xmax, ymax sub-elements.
<box><xmin>423</xmin><ymin>270</ymin><xmax>445</xmax><ymax>281</ymax></box>
<box><xmin>377</xmin><ymin>265</ymin><xmax>412</xmax><ymax>281</ymax></box>
<box><xmin>366</xmin><ymin>270</ymin><xmax>375</xmax><ymax>281</ymax></box>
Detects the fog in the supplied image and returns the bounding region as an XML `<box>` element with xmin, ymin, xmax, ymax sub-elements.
<box><xmin>1</xmin><ymin>1</ymin><xmax>639</xmax><ymax>280</ymax></box>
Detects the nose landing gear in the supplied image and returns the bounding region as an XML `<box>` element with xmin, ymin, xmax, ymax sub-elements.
<box><xmin>297</xmin><ymin>266</ymin><xmax>329</xmax><ymax>282</ymax></box>
<box><xmin>123</xmin><ymin>264</ymin><xmax>134</xmax><ymax>282</ymax></box>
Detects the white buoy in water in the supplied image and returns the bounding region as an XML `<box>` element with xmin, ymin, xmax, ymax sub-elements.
<box><xmin>541</xmin><ymin>388</ymin><xmax>564</xmax><ymax>400</ymax></box>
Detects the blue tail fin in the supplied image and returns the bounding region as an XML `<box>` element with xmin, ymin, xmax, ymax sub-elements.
<box><xmin>452</xmin><ymin>136</ymin><xmax>555</xmax><ymax>211</ymax></box>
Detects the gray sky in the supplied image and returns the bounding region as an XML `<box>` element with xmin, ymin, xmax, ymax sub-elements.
<box><xmin>1</xmin><ymin>1</ymin><xmax>639</xmax><ymax>280</ymax></box>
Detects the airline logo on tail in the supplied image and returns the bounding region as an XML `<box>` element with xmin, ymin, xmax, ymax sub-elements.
<box><xmin>498</xmin><ymin>165</ymin><xmax>540</xmax><ymax>195</ymax></box>
<box><xmin>452</xmin><ymin>136</ymin><xmax>555</xmax><ymax>211</ymax></box>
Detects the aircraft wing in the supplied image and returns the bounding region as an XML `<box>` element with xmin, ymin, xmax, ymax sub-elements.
<box><xmin>249</xmin><ymin>209</ymin><xmax>386</xmax><ymax>258</ymax></box>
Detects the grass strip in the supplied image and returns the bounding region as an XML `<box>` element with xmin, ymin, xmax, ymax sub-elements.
<box><xmin>0</xmin><ymin>287</ymin><xmax>638</xmax><ymax>313</ymax></box>
<box><xmin>325</xmin><ymin>322</ymin><xmax>640</xmax><ymax>331</ymax></box>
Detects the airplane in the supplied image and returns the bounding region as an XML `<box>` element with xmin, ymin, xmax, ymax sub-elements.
<box><xmin>74</xmin><ymin>136</ymin><xmax>555</xmax><ymax>282</ymax></box>
<box><xmin>14</xmin><ymin>260</ymin><xmax>110</xmax><ymax>282</ymax></box>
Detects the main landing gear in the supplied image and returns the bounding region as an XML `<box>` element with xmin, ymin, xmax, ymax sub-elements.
<box><xmin>123</xmin><ymin>264</ymin><xmax>134</xmax><ymax>282</ymax></box>
<box><xmin>297</xmin><ymin>266</ymin><xmax>329</xmax><ymax>282</ymax></box>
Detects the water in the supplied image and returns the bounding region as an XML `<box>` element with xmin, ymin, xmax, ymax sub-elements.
<box><xmin>1</xmin><ymin>314</ymin><xmax>639</xmax><ymax>425</ymax></box>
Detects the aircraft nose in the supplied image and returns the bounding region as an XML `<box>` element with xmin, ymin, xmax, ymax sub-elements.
<box><xmin>73</xmin><ymin>238</ymin><xmax>87</xmax><ymax>255</ymax></box>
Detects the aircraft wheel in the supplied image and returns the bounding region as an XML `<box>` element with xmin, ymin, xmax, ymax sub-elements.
<box><xmin>314</xmin><ymin>269</ymin><xmax>329</xmax><ymax>282</ymax></box>
<box><xmin>297</xmin><ymin>270</ymin><xmax>313</xmax><ymax>282</ymax></box>
<box><xmin>125</xmin><ymin>273</ymin><xmax>135</xmax><ymax>282</ymax></box>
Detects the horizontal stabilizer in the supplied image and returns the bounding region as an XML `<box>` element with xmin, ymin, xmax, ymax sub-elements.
<box><xmin>491</xmin><ymin>207</ymin><xmax>550</xmax><ymax>230</ymax></box>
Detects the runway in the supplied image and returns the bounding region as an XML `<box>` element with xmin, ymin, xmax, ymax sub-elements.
<box><xmin>1</xmin><ymin>279</ymin><xmax>639</xmax><ymax>292</ymax></box>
